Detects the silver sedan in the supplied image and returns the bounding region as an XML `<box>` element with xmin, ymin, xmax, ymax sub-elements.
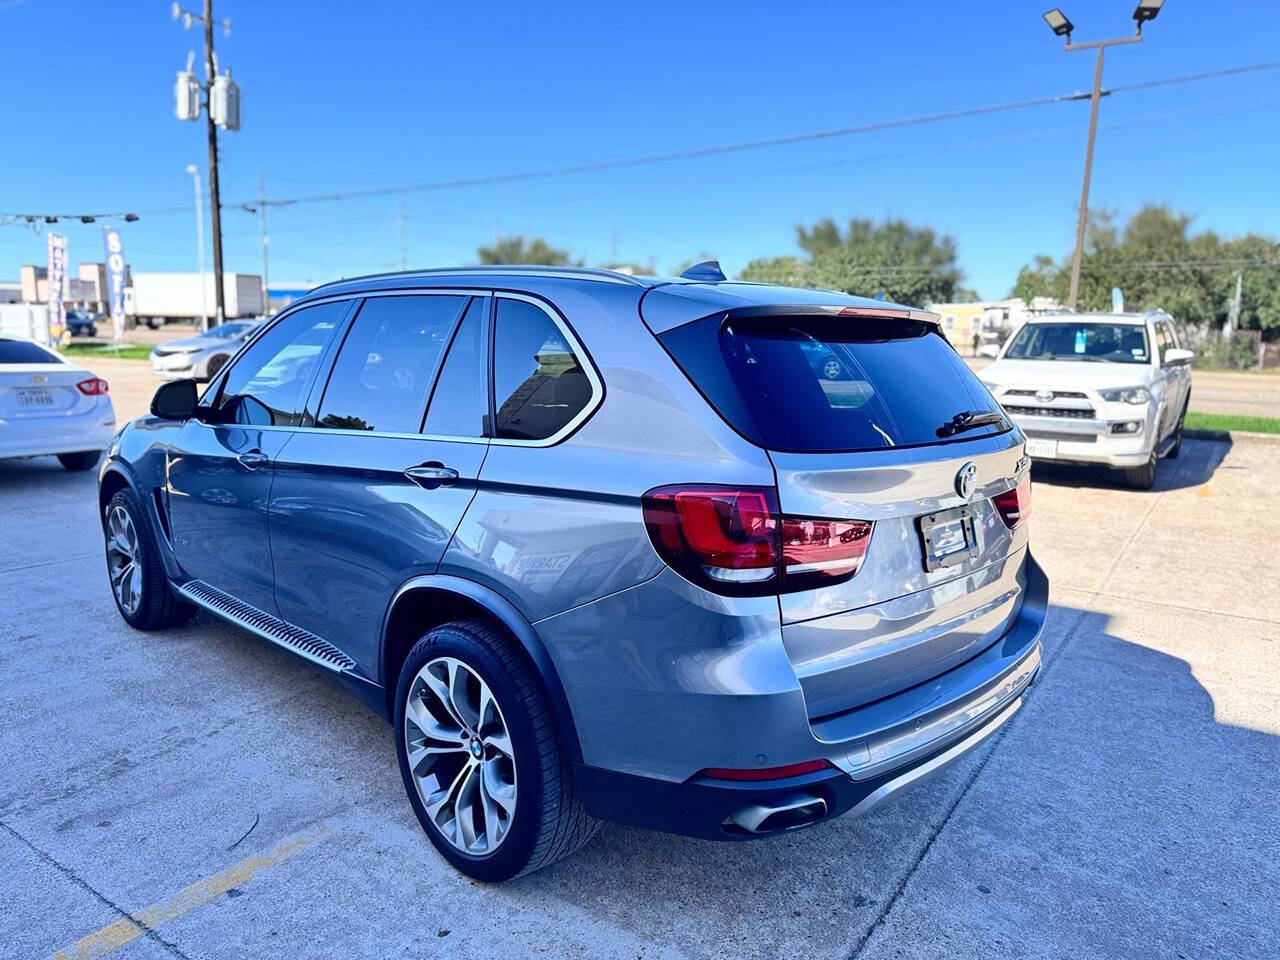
<box><xmin>149</xmin><ymin>319</ymin><xmax>262</xmax><ymax>381</ymax></box>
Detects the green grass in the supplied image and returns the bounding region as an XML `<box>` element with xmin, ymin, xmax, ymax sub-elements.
<box><xmin>57</xmin><ymin>343</ymin><xmax>153</xmax><ymax>361</ymax></box>
<box><xmin>1185</xmin><ymin>411</ymin><xmax>1280</xmax><ymax>435</ymax></box>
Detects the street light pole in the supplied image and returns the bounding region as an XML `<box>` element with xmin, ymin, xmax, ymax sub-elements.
<box><xmin>1043</xmin><ymin>3</ymin><xmax>1164</xmax><ymax>310</ymax></box>
<box><xmin>185</xmin><ymin>164</ymin><xmax>208</xmax><ymax>330</ymax></box>
<box><xmin>1063</xmin><ymin>34</ymin><xmax>1140</xmax><ymax>311</ymax></box>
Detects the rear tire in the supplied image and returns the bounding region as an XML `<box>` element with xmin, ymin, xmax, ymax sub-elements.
<box><xmin>58</xmin><ymin>451</ymin><xmax>101</xmax><ymax>472</ymax></box>
<box><xmin>1167</xmin><ymin>398</ymin><xmax>1188</xmax><ymax>459</ymax></box>
<box><xmin>1123</xmin><ymin>451</ymin><xmax>1156</xmax><ymax>490</ymax></box>
<box><xmin>103</xmin><ymin>487</ymin><xmax>197</xmax><ymax>630</ymax></box>
<box><xmin>394</xmin><ymin>619</ymin><xmax>599</xmax><ymax>882</ymax></box>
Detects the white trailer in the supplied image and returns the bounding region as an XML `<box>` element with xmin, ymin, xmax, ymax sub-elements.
<box><xmin>125</xmin><ymin>273</ymin><xmax>264</xmax><ymax>328</ymax></box>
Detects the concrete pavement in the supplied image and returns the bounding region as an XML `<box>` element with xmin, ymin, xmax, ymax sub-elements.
<box><xmin>1</xmin><ymin>437</ymin><xmax>1277</xmax><ymax>959</ymax></box>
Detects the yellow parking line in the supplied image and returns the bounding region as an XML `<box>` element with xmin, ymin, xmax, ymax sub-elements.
<box><xmin>53</xmin><ymin>826</ymin><xmax>331</xmax><ymax>960</ymax></box>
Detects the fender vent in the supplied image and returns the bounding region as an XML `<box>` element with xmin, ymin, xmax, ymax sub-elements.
<box><xmin>178</xmin><ymin>580</ymin><xmax>356</xmax><ymax>672</ymax></box>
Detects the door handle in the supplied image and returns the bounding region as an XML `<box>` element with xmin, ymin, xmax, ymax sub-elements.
<box><xmin>237</xmin><ymin>449</ymin><xmax>269</xmax><ymax>469</ymax></box>
<box><xmin>404</xmin><ymin>463</ymin><xmax>459</xmax><ymax>488</ymax></box>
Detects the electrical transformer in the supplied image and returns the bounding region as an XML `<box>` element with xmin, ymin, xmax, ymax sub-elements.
<box><xmin>174</xmin><ymin>69</ymin><xmax>200</xmax><ymax>121</ymax></box>
<box><xmin>210</xmin><ymin>72</ymin><xmax>241</xmax><ymax>131</ymax></box>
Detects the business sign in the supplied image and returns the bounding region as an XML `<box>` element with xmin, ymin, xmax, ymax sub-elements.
<box><xmin>47</xmin><ymin>232</ymin><xmax>68</xmax><ymax>345</ymax></box>
<box><xmin>103</xmin><ymin>228</ymin><xmax>128</xmax><ymax>340</ymax></box>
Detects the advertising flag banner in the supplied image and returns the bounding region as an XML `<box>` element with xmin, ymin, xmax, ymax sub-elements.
<box><xmin>47</xmin><ymin>232</ymin><xmax>68</xmax><ymax>345</ymax></box>
<box><xmin>103</xmin><ymin>228</ymin><xmax>128</xmax><ymax>340</ymax></box>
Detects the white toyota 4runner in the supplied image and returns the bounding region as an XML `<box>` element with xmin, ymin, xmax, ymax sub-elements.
<box><xmin>980</xmin><ymin>311</ymin><xmax>1193</xmax><ymax>489</ymax></box>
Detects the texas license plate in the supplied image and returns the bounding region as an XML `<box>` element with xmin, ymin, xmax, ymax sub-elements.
<box><xmin>918</xmin><ymin>505</ymin><xmax>979</xmax><ymax>572</ymax></box>
<box><xmin>1025</xmin><ymin>437</ymin><xmax>1058</xmax><ymax>459</ymax></box>
<box><xmin>16</xmin><ymin>387</ymin><xmax>54</xmax><ymax>407</ymax></box>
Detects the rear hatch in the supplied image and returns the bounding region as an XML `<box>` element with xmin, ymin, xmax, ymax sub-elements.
<box><xmin>656</xmin><ymin>304</ymin><xmax>1030</xmax><ymax>721</ymax></box>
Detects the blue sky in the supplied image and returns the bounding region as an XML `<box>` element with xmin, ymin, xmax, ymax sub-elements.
<box><xmin>2</xmin><ymin>0</ymin><xmax>1278</xmax><ymax>299</ymax></box>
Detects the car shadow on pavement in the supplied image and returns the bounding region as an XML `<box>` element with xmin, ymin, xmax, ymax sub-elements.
<box><xmin>487</xmin><ymin>602</ymin><xmax>1278</xmax><ymax>960</ymax></box>
<box><xmin>1029</xmin><ymin>436</ymin><xmax>1230</xmax><ymax>493</ymax></box>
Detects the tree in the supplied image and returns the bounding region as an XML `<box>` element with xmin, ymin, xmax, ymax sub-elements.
<box><xmin>739</xmin><ymin>217</ymin><xmax>965</xmax><ymax>305</ymax></box>
<box><xmin>477</xmin><ymin>235</ymin><xmax>574</xmax><ymax>266</ymax></box>
<box><xmin>1010</xmin><ymin>205</ymin><xmax>1280</xmax><ymax>338</ymax></box>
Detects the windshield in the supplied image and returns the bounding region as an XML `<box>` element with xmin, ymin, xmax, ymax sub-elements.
<box><xmin>660</xmin><ymin>314</ymin><xmax>1008</xmax><ymax>453</ymax></box>
<box><xmin>206</xmin><ymin>322</ymin><xmax>252</xmax><ymax>339</ymax></box>
<box><xmin>1004</xmin><ymin>321</ymin><xmax>1150</xmax><ymax>364</ymax></box>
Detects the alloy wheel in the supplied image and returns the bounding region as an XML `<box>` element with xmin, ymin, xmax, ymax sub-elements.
<box><xmin>106</xmin><ymin>505</ymin><xmax>142</xmax><ymax>616</ymax></box>
<box><xmin>403</xmin><ymin>656</ymin><xmax>517</xmax><ymax>855</ymax></box>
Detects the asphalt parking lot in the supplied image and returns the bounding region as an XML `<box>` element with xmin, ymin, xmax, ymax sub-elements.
<box><xmin>2</xmin><ymin>435</ymin><xmax>1278</xmax><ymax>960</ymax></box>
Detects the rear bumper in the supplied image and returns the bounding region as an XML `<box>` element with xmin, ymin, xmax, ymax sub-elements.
<box><xmin>0</xmin><ymin>400</ymin><xmax>116</xmax><ymax>459</ymax></box>
<box><xmin>571</xmin><ymin>554</ymin><xmax>1047</xmax><ymax>839</ymax></box>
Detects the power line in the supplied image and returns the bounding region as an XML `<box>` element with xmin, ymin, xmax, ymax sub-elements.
<box><xmin>227</xmin><ymin>60</ymin><xmax>1280</xmax><ymax>212</ymax></box>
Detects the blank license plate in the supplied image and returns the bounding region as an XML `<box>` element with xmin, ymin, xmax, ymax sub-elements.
<box><xmin>16</xmin><ymin>388</ymin><xmax>55</xmax><ymax>408</ymax></box>
<box><xmin>918</xmin><ymin>505</ymin><xmax>979</xmax><ymax>572</ymax></box>
<box><xmin>1025</xmin><ymin>437</ymin><xmax>1057</xmax><ymax>459</ymax></box>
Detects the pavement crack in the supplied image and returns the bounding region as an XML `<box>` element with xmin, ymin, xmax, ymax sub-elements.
<box><xmin>0</xmin><ymin>820</ymin><xmax>199</xmax><ymax>960</ymax></box>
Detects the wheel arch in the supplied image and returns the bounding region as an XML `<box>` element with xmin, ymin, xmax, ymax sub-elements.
<box><xmin>98</xmin><ymin>461</ymin><xmax>136</xmax><ymax>520</ymax></box>
<box><xmin>379</xmin><ymin>575</ymin><xmax>583</xmax><ymax>763</ymax></box>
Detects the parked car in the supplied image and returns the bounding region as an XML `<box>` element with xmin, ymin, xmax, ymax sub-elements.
<box><xmin>98</xmin><ymin>265</ymin><xmax>1046</xmax><ymax>881</ymax></box>
<box><xmin>979</xmin><ymin>310</ymin><xmax>1193</xmax><ymax>489</ymax></box>
<box><xmin>1</xmin><ymin>335</ymin><xmax>114</xmax><ymax>471</ymax></box>
<box><xmin>65</xmin><ymin>308</ymin><xmax>100</xmax><ymax>338</ymax></box>
<box><xmin>149</xmin><ymin>319</ymin><xmax>262</xmax><ymax>381</ymax></box>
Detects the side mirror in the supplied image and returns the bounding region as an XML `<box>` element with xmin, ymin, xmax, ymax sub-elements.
<box><xmin>1163</xmin><ymin>347</ymin><xmax>1195</xmax><ymax>366</ymax></box>
<box><xmin>151</xmin><ymin>378</ymin><xmax>199</xmax><ymax>420</ymax></box>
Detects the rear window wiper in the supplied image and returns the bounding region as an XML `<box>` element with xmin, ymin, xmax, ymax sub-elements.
<box><xmin>936</xmin><ymin>410</ymin><xmax>1006</xmax><ymax>438</ymax></box>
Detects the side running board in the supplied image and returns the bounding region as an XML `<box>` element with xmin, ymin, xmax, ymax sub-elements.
<box><xmin>177</xmin><ymin>579</ymin><xmax>356</xmax><ymax>672</ymax></box>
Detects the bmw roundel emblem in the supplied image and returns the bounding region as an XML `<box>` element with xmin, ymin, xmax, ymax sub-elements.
<box><xmin>956</xmin><ymin>462</ymin><xmax>979</xmax><ymax>500</ymax></box>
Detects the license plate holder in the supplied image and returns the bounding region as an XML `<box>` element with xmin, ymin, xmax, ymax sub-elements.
<box><xmin>1025</xmin><ymin>437</ymin><xmax>1058</xmax><ymax>459</ymax></box>
<box><xmin>917</xmin><ymin>504</ymin><xmax>979</xmax><ymax>572</ymax></box>
<box><xmin>16</xmin><ymin>387</ymin><xmax>55</xmax><ymax>408</ymax></box>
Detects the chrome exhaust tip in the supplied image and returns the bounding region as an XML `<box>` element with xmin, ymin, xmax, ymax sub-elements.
<box><xmin>725</xmin><ymin>792</ymin><xmax>828</xmax><ymax>835</ymax></box>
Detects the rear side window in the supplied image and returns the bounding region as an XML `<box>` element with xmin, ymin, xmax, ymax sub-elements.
<box><xmin>423</xmin><ymin>297</ymin><xmax>488</xmax><ymax>438</ymax></box>
<box><xmin>315</xmin><ymin>295</ymin><xmax>465</xmax><ymax>433</ymax></box>
<box><xmin>492</xmin><ymin>298</ymin><xmax>593</xmax><ymax>442</ymax></box>
<box><xmin>660</xmin><ymin>314</ymin><xmax>1008</xmax><ymax>453</ymax></box>
<box><xmin>0</xmin><ymin>340</ymin><xmax>62</xmax><ymax>364</ymax></box>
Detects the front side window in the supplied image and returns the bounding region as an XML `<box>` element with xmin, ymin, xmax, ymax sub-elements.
<box><xmin>1003</xmin><ymin>322</ymin><xmax>1150</xmax><ymax>365</ymax></box>
<box><xmin>214</xmin><ymin>300</ymin><xmax>346</xmax><ymax>425</ymax></box>
<box><xmin>492</xmin><ymin>298</ymin><xmax>593</xmax><ymax>441</ymax></box>
<box><xmin>315</xmin><ymin>295</ymin><xmax>465</xmax><ymax>433</ymax></box>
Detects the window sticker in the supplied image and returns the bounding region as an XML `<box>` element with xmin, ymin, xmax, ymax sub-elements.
<box><xmin>1074</xmin><ymin>330</ymin><xmax>1087</xmax><ymax>353</ymax></box>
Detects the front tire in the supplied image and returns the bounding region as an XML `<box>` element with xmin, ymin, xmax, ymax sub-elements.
<box><xmin>58</xmin><ymin>451</ymin><xmax>101</xmax><ymax>472</ymax></box>
<box><xmin>204</xmin><ymin>354</ymin><xmax>229</xmax><ymax>380</ymax></box>
<box><xmin>1123</xmin><ymin>450</ymin><xmax>1157</xmax><ymax>490</ymax></box>
<box><xmin>394</xmin><ymin>620</ymin><xmax>598</xmax><ymax>882</ymax></box>
<box><xmin>103</xmin><ymin>488</ymin><xmax>197</xmax><ymax>630</ymax></box>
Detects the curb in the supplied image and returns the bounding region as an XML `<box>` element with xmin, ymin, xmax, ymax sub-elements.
<box><xmin>1184</xmin><ymin>428</ymin><xmax>1280</xmax><ymax>445</ymax></box>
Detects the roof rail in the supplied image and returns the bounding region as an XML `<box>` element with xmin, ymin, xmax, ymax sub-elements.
<box><xmin>307</xmin><ymin>264</ymin><xmax>648</xmax><ymax>295</ymax></box>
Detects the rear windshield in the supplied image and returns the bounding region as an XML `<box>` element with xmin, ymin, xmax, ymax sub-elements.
<box><xmin>659</xmin><ymin>314</ymin><xmax>1008</xmax><ymax>453</ymax></box>
<box><xmin>0</xmin><ymin>340</ymin><xmax>62</xmax><ymax>364</ymax></box>
<box><xmin>1004</xmin><ymin>321</ymin><xmax>1150</xmax><ymax>364</ymax></box>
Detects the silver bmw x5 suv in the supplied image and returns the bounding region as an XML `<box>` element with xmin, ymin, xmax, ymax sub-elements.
<box><xmin>99</xmin><ymin>263</ymin><xmax>1046</xmax><ymax>881</ymax></box>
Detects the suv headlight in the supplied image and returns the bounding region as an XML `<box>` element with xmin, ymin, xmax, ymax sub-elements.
<box><xmin>1100</xmin><ymin>386</ymin><xmax>1151</xmax><ymax>405</ymax></box>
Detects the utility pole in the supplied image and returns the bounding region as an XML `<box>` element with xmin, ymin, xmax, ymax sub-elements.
<box><xmin>258</xmin><ymin>172</ymin><xmax>270</xmax><ymax>314</ymax></box>
<box><xmin>173</xmin><ymin>2</ymin><xmax>239</xmax><ymax>331</ymax></box>
<box><xmin>1042</xmin><ymin>3</ymin><xmax>1165</xmax><ymax>310</ymax></box>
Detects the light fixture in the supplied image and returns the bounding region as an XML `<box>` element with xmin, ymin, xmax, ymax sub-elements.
<box><xmin>1133</xmin><ymin>0</ymin><xmax>1164</xmax><ymax>24</ymax></box>
<box><xmin>1042</xmin><ymin>8</ymin><xmax>1074</xmax><ymax>36</ymax></box>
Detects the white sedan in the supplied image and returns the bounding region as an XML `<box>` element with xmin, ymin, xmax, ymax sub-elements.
<box><xmin>0</xmin><ymin>336</ymin><xmax>116</xmax><ymax>471</ymax></box>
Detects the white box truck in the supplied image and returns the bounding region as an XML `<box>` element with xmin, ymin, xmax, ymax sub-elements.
<box><xmin>125</xmin><ymin>273</ymin><xmax>264</xmax><ymax>329</ymax></box>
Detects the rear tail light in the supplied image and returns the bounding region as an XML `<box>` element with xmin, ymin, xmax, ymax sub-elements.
<box><xmin>76</xmin><ymin>378</ymin><xmax>109</xmax><ymax>395</ymax></box>
<box><xmin>642</xmin><ymin>484</ymin><xmax>873</xmax><ymax>595</ymax></box>
<box><xmin>994</xmin><ymin>472</ymin><xmax>1032</xmax><ymax>529</ymax></box>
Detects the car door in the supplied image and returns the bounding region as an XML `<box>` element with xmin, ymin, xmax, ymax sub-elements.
<box><xmin>166</xmin><ymin>299</ymin><xmax>351</xmax><ymax>612</ymax></box>
<box><xmin>269</xmin><ymin>292</ymin><xmax>490</xmax><ymax>675</ymax></box>
<box><xmin>1160</xmin><ymin>320</ymin><xmax>1191</xmax><ymax>430</ymax></box>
